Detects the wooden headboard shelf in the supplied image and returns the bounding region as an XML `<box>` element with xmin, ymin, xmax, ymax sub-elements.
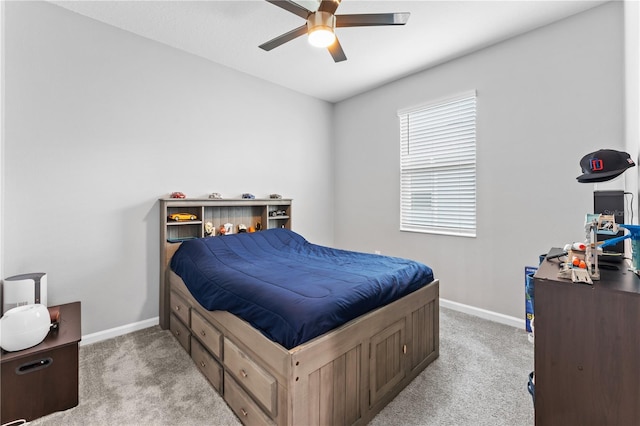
<box><xmin>159</xmin><ymin>197</ymin><xmax>292</xmax><ymax>329</ymax></box>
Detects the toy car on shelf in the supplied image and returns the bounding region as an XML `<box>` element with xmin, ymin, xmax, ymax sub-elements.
<box><xmin>168</xmin><ymin>212</ymin><xmax>197</xmax><ymax>221</ymax></box>
<box><xmin>170</xmin><ymin>192</ymin><xmax>186</xmax><ymax>199</ymax></box>
<box><xmin>270</xmin><ymin>210</ymin><xmax>287</xmax><ymax>217</ymax></box>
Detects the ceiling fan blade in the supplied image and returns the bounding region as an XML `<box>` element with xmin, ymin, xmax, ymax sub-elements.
<box><xmin>259</xmin><ymin>24</ymin><xmax>308</xmax><ymax>51</ymax></box>
<box><xmin>328</xmin><ymin>37</ymin><xmax>347</xmax><ymax>63</ymax></box>
<box><xmin>265</xmin><ymin>0</ymin><xmax>311</xmax><ymax>19</ymax></box>
<box><xmin>318</xmin><ymin>0</ymin><xmax>341</xmax><ymax>15</ymax></box>
<box><xmin>336</xmin><ymin>12</ymin><xmax>410</xmax><ymax>27</ymax></box>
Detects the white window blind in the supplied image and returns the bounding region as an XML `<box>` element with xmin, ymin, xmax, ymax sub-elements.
<box><xmin>398</xmin><ymin>91</ymin><xmax>476</xmax><ymax>237</ymax></box>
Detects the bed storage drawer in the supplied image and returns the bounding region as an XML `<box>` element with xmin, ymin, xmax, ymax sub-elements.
<box><xmin>191</xmin><ymin>310</ymin><xmax>222</xmax><ymax>359</ymax></box>
<box><xmin>170</xmin><ymin>291</ymin><xmax>190</xmax><ymax>325</ymax></box>
<box><xmin>191</xmin><ymin>337</ymin><xmax>222</xmax><ymax>392</ymax></box>
<box><xmin>225</xmin><ymin>373</ymin><xmax>275</xmax><ymax>426</ymax></box>
<box><xmin>170</xmin><ymin>314</ymin><xmax>190</xmax><ymax>353</ymax></box>
<box><xmin>224</xmin><ymin>337</ymin><xmax>277</xmax><ymax>416</ymax></box>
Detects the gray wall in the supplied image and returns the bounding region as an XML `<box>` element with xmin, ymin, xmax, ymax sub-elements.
<box><xmin>625</xmin><ymin>0</ymin><xmax>640</xmax><ymax>218</ymax></box>
<box><xmin>1</xmin><ymin>1</ymin><xmax>631</xmax><ymax>336</ymax></box>
<box><xmin>3</xmin><ymin>1</ymin><xmax>334</xmax><ymax>335</ymax></box>
<box><xmin>1</xmin><ymin>2</ymin><xmax>5</xmax><ymax>284</ymax></box>
<box><xmin>332</xmin><ymin>2</ymin><xmax>624</xmax><ymax>319</ymax></box>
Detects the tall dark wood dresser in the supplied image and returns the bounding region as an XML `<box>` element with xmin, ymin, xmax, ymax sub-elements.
<box><xmin>534</xmin><ymin>257</ymin><xmax>639</xmax><ymax>425</ymax></box>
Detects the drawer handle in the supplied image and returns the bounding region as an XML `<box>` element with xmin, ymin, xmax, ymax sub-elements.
<box><xmin>240</xmin><ymin>369</ymin><xmax>248</xmax><ymax>378</ymax></box>
<box><xmin>174</xmin><ymin>329</ymin><xmax>181</xmax><ymax>336</ymax></box>
<box><xmin>175</xmin><ymin>305</ymin><xmax>181</xmax><ymax>311</ymax></box>
<box><xmin>240</xmin><ymin>408</ymin><xmax>248</xmax><ymax>417</ymax></box>
<box><xmin>200</xmin><ymin>361</ymin><xmax>206</xmax><ymax>368</ymax></box>
<box><xmin>200</xmin><ymin>330</ymin><xmax>206</xmax><ymax>337</ymax></box>
<box><xmin>16</xmin><ymin>357</ymin><xmax>53</xmax><ymax>375</ymax></box>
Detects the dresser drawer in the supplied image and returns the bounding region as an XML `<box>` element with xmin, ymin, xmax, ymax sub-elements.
<box><xmin>170</xmin><ymin>291</ymin><xmax>190</xmax><ymax>325</ymax></box>
<box><xmin>191</xmin><ymin>337</ymin><xmax>222</xmax><ymax>392</ymax></box>
<box><xmin>224</xmin><ymin>338</ymin><xmax>277</xmax><ymax>416</ymax></box>
<box><xmin>170</xmin><ymin>314</ymin><xmax>190</xmax><ymax>353</ymax></box>
<box><xmin>191</xmin><ymin>310</ymin><xmax>222</xmax><ymax>359</ymax></box>
<box><xmin>225</xmin><ymin>373</ymin><xmax>274</xmax><ymax>426</ymax></box>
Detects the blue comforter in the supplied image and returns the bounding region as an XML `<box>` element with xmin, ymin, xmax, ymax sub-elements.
<box><xmin>170</xmin><ymin>228</ymin><xmax>434</xmax><ymax>349</ymax></box>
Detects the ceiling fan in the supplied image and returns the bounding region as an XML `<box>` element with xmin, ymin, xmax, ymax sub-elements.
<box><xmin>259</xmin><ymin>0</ymin><xmax>410</xmax><ymax>62</ymax></box>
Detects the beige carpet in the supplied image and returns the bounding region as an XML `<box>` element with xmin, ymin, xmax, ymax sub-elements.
<box><xmin>29</xmin><ymin>325</ymin><xmax>239</xmax><ymax>426</ymax></box>
<box><xmin>28</xmin><ymin>307</ymin><xmax>534</xmax><ymax>425</ymax></box>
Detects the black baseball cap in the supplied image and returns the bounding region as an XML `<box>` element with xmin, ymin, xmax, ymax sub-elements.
<box><xmin>577</xmin><ymin>149</ymin><xmax>635</xmax><ymax>183</ymax></box>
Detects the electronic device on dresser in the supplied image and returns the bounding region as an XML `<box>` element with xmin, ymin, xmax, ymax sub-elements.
<box><xmin>2</xmin><ymin>272</ymin><xmax>48</xmax><ymax>315</ymax></box>
<box><xmin>594</xmin><ymin>190</ymin><xmax>625</xmax><ymax>261</ymax></box>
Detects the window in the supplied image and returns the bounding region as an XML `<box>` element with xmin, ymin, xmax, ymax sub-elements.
<box><xmin>398</xmin><ymin>91</ymin><xmax>477</xmax><ymax>237</ymax></box>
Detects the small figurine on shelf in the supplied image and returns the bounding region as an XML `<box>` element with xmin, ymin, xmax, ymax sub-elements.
<box><xmin>204</xmin><ymin>222</ymin><xmax>214</xmax><ymax>237</ymax></box>
<box><xmin>224</xmin><ymin>223</ymin><xmax>233</xmax><ymax>234</ymax></box>
<box><xmin>237</xmin><ymin>224</ymin><xmax>247</xmax><ymax>233</ymax></box>
<box><xmin>218</xmin><ymin>225</ymin><xmax>227</xmax><ymax>236</ymax></box>
<box><xmin>170</xmin><ymin>192</ymin><xmax>186</xmax><ymax>199</ymax></box>
<box><xmin>209</xmin><ymin>192</ymin><xmax>222</xmax><ymax>199</ymax></box>
<box><xmin>242</xmin><ymin>193</ymin><xmax>255</xmax><ymax>199</ymax></box>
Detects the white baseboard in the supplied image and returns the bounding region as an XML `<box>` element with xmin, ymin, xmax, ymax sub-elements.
<box><xmin>79</xmin><ymin>300</ymin><xmax>523</xmax><ymax>347</ymax></box>
<box><xmin>440</xmin><ymin>298</ymin><xmax>525</xmax><ymax>330</ymax></box>
<box><xmin>80</xmin><ymin>317</ymin><xmax>159</xmax><ymax>346</ymax></box>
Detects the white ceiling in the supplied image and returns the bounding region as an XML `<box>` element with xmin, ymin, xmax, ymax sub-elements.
<box><xmin>49</xmin><ymin>0</ymin><xmax>610</xmax><ymax>103</ymax></box>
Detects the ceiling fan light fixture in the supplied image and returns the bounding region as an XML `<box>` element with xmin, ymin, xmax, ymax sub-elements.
<box><xmin>308</xmin><ymin>28</ymin><xmax>335</xmax><ymax>48</ymax></box>
<box><xmin>261</xmin><ymin>1</ymin><xmax>410</xmax><ymax>63</ymax></box>
<box><xmin>307</xmin><ymin>11</ymin><xmax>336</xmax><ymax>48</ymax></box>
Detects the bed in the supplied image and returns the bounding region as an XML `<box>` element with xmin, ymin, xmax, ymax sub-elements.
<box><xmin>160</xmin><ymin>228</ymin><xmax>439</xmax><ymax>426</ymax></box>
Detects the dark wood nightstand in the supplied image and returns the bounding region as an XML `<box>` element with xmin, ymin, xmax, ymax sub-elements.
<box><xmin>1</xmin><ymin>301</ymin><xmax>81</xmax><ymax>424</ymax></box>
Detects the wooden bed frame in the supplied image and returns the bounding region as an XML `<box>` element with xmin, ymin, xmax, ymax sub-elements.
<box><xmin>162</xmin><ymin>268</ymin><xmax>438</xmax><ymax>426</ymax></box>
<box><xmin>158</xmin><ymin>198</ymin><xmax>439</xmax><ymax>425</ymax></box>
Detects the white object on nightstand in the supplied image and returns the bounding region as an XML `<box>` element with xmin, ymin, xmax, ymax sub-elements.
<box><xmin>0</xmin><ymin>304</ymin><xmax>51</xmax><ymax>352</ymax></box>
